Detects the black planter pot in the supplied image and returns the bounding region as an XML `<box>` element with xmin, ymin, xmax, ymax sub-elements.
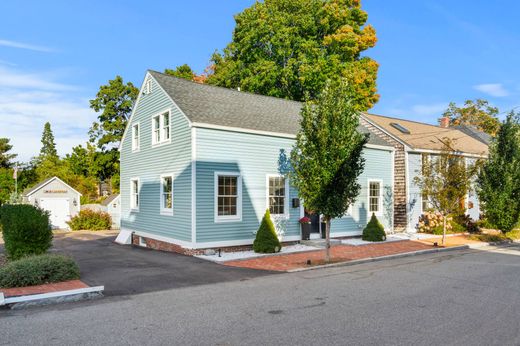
<box><xmin>301</xmin><ymin>223</ymin><xmax>311</xmax><ymax>240</ymax></box>
<box><xmin>321</xmin><ymin>222</ymin><xmax>327</xmax><ymax>239</ymax></box>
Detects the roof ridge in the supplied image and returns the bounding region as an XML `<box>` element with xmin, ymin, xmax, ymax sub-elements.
<box><xmin>148</xmin><ymin>69</ymin><xmax>303</xmax><ymax>106</ymax></box>
<box><xmin>364</xmin><ymin>112</ymin><xmax>455</xmax><ymax>130</ymax></box>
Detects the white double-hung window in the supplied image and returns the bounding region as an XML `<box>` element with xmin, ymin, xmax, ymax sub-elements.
<box><xmin>215</xmin><ymin>172</ymin><xmax>242</xmax><ymax>222</ymax></box>
<box><xmin>267</xmin><ymin>175</ymin><xmax>288</xmax><ymax>216</ymax></box>
<box><xmin>130</xmin><ymin>178</ymin><xmax>140</xmax><ymax>211</ymax></box>
<box><xmin>132</xmin><ymin>123</ymin><xmax>140</xmax><ymax>151</ymax></box>
<box><xmin>152</xmin><ymin>110</ymin><xmax>171</xmax><ymax>145</ymax></box>
<box><xmin>160</xmin><ymin>174</ymin><xmax>173</xmax><ymax>215</ymax></box>
<box><xmin>368</xmin><ymin>180</ymin><xmax>382</xmax><ymax>215</ymax></box>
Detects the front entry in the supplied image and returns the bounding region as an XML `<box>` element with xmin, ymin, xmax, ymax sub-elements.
<box><xmin>304</xmin><ymin>210</ymin><xmax>321</xmax><ymax>238</ymax></box>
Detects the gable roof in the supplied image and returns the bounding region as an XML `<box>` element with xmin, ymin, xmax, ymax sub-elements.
<box><xmin>453</xmin><ymin>125</ymin><xmax>492</xmax><ymax>145</ymax></box>
<box><xmin>23</xmin><ymin>176</ymin><xmax>82</xmax><ymax>197</ymax></box>
<box><xmin>101</xmin><ymin>194</ymin><xmax>120</xmax><ymax>206</ymax></box>
<box><xmin>363</xmin><ymin>113</ymin><xmax>489</xmax><ymax>156</ymax></box>
<box><xmin>148</xmin><ymin>70</ymin><xmax>391</xmax><ymax>148</ymax></box>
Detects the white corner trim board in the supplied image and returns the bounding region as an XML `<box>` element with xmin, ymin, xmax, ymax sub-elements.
<box><xmin>115</xmin><ymin>229</ymin><xmax>133</xmax><ymax>245</ymax></box>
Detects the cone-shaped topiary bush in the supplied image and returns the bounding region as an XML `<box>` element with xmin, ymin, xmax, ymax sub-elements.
<box><xmin>362</xmin><ymin>213</ymin><xmax>387</xmax><ymax>242</ymax></box>
<box><xmin>253</xmin><ymin>209</ymin><xmax>282</xmax><ymax>253</ymax></box>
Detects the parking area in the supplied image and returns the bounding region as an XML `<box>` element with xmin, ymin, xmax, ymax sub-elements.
<box><xmin>0</xmin><ymin>231</ymin><xmax>276</xmax><ymax>297</ymax></box>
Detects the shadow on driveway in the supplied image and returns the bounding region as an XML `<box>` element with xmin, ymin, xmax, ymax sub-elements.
<box><xmin>2</xmin><ymin>232</ymin><xmax>276</xmax><ymax>297</ymax></box>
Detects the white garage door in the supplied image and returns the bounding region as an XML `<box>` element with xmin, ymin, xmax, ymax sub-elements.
<box><xmin>39</xmin><ymin>198</ymin><xmax>70</xmax><ymax>229</ymax></box>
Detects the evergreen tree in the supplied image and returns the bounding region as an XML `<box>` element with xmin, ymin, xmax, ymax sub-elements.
<box><xmin>253</xmin><ymin>209</ymin><xmax>282</xmax><ymax>253</ymax></box>
<box><xmin>290</xmin><ymin>79</ymin><xmax>368</xmax><ymax>262</ymax></box>
<box><xmin>0</xmin><ymin>138</ymin><xmax>17</xmax><ymax>168</ymax></box>
<box><xmin>477</xmin><ymin>112</ymin><xmax>520</xmax><ymax>233</ymax></box>
<box><xmin>39</xmin><ymin>122</ymin><xmax>58</xmax><ymax>162</ymax></box>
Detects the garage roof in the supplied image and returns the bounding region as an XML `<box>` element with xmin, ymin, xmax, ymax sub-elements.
<box><xmin>23</xmin><ymin>176</ymin><xmax>82</xmax><ymax>197</ymax></box>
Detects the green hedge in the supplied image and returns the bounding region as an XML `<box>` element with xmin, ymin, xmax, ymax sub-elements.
<box><xmin>362</xmin><ymin>213</ymin><xmax>387</xmax><ymax>242</ymax></box>
<box><xmin>0</xmin><ymin>254</ymin><xmax>80</xmax><ymax>288</ymax></box>
<box><xmin>68</xmin><ymin>209</ymin><xmax>112</xmax><ymax>231</ymax></box>
<box><xmin>253</xmin><ymin>209</ymin><xmax>282</xmax><ymax>253</ymax></box>
<box><xmin>0</xmin><ymin>204</ymin><xmax>53</xmax><ymax>260</ymax></box>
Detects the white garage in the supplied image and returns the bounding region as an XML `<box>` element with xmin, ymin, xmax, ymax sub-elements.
<box><xmin>23</xmin><ymin>176</ymin><xmax>82</xmax><ymax>230</ymax></box>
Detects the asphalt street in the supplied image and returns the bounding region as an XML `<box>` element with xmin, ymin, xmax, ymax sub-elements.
<box><xmin>2</xmin><ymin>244</ymin><xmax>520</xmax><ymax>345</ymax></box>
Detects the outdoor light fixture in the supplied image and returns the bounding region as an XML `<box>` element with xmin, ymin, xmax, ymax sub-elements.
<box><xmin>34</xmin><ymin>199</ymin><xmax>39</xmax><ymax>207</ymax></box>
<box><xmin>73</xmin><ymin>198</ymin><xmax>77</xmax><ymax>207</ymax></box>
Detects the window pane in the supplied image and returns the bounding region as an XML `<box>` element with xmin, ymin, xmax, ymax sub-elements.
<box><xmin>217</xmin><ymin>176</ymin><xmax>238</xmax><ymax>216</ymax></box>
<box><xmin>268</xmin><ymin>177</ymin><xmax>286</xmax><ymax>214</ymax></box>
<box><xmin>369</xmin><ymin>182</ymin><xmax>380</xmax><ymax>212</ymax></box>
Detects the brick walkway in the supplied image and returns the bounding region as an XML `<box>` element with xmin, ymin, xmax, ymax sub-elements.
<box><xmin>224</xmin><ymin>240</ymin><xmax>433</xmax><ymax>271</ymax></box>
<box><xmin>1</xmin><ymin>280</ymin><xmax>89</xmax><ymax>298</ymax></box>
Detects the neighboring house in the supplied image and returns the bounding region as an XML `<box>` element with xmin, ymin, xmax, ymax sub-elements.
<box><xmin>82</xmin><ymin>194</ymin><xmax>121</xmax><ymax>230</ymax></box>
<box><xmin>116</xmin><ymin>70</ymin><xmax>395</xmax><ymax>253</ymax></box>
<box><xmin>101</xmin><ymin>194</ymin><xmax>121</xmax><ymax>229</ymax></box>
<box><xmin>23</xmin><ymin>176</ymin><xmax>81</xmax><ymax>230</ymax></box>
<box><xmin>360</xmin><ymin>113</ymin><xmax>489</xmax><ymax>232</ymax></box>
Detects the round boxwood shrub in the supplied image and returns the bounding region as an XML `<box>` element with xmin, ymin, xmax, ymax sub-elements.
<box><xmin>253</xmin><ymin>209</ymin><xmax>282</xmax><ymax>253</ymax></box>
<box><xmin>362</xmin><ymin>213</ymin><xmax>387</xmax><ymax>242</ymax></box>
<box><xmin>0</xmin><ymin>204</ymin><xmax>53</xmax><ymax>260</ymax></box>
<box><xmin>0</xmin><ymin>254</ymin><xmax>80</xmax><ymax>288</ymax></box>
<box><xmin>68</xmin><ymin>209</ymin><xmax>112</xmax><ymax>231</ymax></box>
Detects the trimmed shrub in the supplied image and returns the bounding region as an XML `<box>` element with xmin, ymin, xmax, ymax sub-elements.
<box><xmin>0</xmin><ymin>204</ymin><xmax>52</xmax><ymax>260</ymax></box>
<box><xmin>362</xmin><ymin>213</ymin><xmax>386</xmax><ymax>242</ymax></box>
<box><xmin>0</xmin><ymin>254</ymin><xmax>80</xmax><ymax>288</ymax></box>
<box><xmin>68</xmin><ymin>209</ymin><xmax>112</xmax><ymax>231</ymax></box>
<box><xmin>253</xmin><ymin>209</ymin><xmax>282</xmax><ymax>253</ymax></box>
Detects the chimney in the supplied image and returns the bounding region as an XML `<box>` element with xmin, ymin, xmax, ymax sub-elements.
<box><xmin>439</xmin><ymin>116</ymin><xmax>450</xmax><ymax>128</ymax></box>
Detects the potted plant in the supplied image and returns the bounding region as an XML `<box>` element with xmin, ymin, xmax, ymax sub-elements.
<box><xmin>299</xmin><ymin>216</ymin><xmax>312</xmax><ymax>240</ymax></box>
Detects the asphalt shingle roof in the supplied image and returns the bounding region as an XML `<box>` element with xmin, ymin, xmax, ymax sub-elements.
<box><xmin>148</xmin><ymin>70</ymin><xmax>392</xmax><ymax>147</ymax></box>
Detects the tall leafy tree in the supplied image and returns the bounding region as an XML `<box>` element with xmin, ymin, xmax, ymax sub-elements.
<box><xmin>165</xmin><ymin>64</ymin><xmax>196</xmax><ymax>80</ymax></box>
<box><xmin>477</xmin><ymin>112</ymin><xmax>520</xmax><ymax>233</ymax></box>
<box><xmin>290</xmin><ymin>80</ymin><xmax>368</xmax><ymax>262</ymax></box>
<box><xmin>89</xmin><ymin>76</ymin><xmax>139</xmax><ymax>150</ymax></box>
<box><xmin>414</xmin><ymin>140</ymin><xmax>481</xmax><ymax>245</ymax></box>
<box><xmin>0</xmin><ymin>138</ymin><xmax>17</xmax><ymax>168</ymax></box>
<box><xmin>207</xmin><ymin>0</ymin><xmax>379</xmax><ymax>110</ymax></box>
<box><xmin>89</xmin><ymin>76</ymin><xmax>138</xmax><ymax>181</ymax></box>
<box><xmin>443</xmin><ymin>99</ymin><xmax>500</xmax><ymax>135</ymax></box>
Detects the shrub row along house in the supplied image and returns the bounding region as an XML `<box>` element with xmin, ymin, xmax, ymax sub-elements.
<box><xmin>115</xmin><ymin>71</ymin><xmax>488</xmax><ymax>254</ymax></box>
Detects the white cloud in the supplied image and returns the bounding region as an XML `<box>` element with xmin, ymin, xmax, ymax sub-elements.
<box><xmin>0</xmin><ymin>39</ymin><xmax>53</xmax><ymax>52</ymax></box>
<box><xmin>0</xmin><ymin>67</ymin><xmax>96</xmax><ymax>162</ymax></box>
<box><xmin>473</xmin><ymin>83</ymin><xmax>509</xmax><ymax>97</ymax></box>
<box><xmin>410</xmin><ymin>103</ymin><xmax>448</xmax><ymax>117</ymax></box>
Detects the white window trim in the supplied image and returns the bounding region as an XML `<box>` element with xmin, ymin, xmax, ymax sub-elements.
<box><xmin>151</xmin><ymin>109</ymin><xmax>172</xmax><ymax>147</ymax></box>
<box><xmin>266</xmin><ymin>174</ymin><xmax>290</xmax><ymax>219</ymax></box>
<box><xmin>214</xmin><ymin>171</ymin><xmax>242</xmax><ymax>223</ymax></box>
<box><xmin>367</xmin><ymin>179</ymin><xmax>383</xmax><ymax>216</ymax></box>
<box><xmin>130</xmin><ymin>177</ymin><xmax>140</xmax><ymax>212</ymax></box>
<box><xmin>131</xmin><ymin>122</ymin><xmax>140</xmax><ymax>152</ymax></box>
<box><xmin>160</xmin><ymin>173</ymin><xmax>174</xmax><ymax>216</ymax></box>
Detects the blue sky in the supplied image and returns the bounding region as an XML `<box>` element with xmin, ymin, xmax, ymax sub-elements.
<box><xmin>1</xmin><ymin>1</ymin><xmax>519</xmax><ymax>161</ymax></box>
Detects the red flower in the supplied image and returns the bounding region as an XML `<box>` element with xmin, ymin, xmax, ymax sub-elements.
<box><xmin>299</xmin><ymin>216</ymin><xmax>311</xmax><ymax>224</ymax></box>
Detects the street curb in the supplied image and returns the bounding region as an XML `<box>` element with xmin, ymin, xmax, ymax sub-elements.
<box><xmin>1</xmin><ymin>286</ymin><xmax>104</xmax><ymax>310</ymax></box>
<box><xmin>287</xmin><ymin>245</ymin><xmax>470</xmax><ymax>273</ymax></box>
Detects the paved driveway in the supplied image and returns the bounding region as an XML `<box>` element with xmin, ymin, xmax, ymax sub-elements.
<box><xmin>1</xmin><ymin>231</ymin><xmax>275</xmax><ymax>296</ymax></box>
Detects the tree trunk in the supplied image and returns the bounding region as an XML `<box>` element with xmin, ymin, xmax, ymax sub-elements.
<box><xmin>442</xmin><ymin>213</ymin><xmax>447</xmax><ymax>246</ymax></box>
<box><xmin>325</xmin><ymin>216</ymin><xmax>331</xmax><ymax>263</ymax></box>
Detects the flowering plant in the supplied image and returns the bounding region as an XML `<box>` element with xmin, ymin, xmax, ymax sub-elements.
<box><xmin>299</xmin><ymin>216</ymin><xmax>311</xmax><ymax>224</ymax></box>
